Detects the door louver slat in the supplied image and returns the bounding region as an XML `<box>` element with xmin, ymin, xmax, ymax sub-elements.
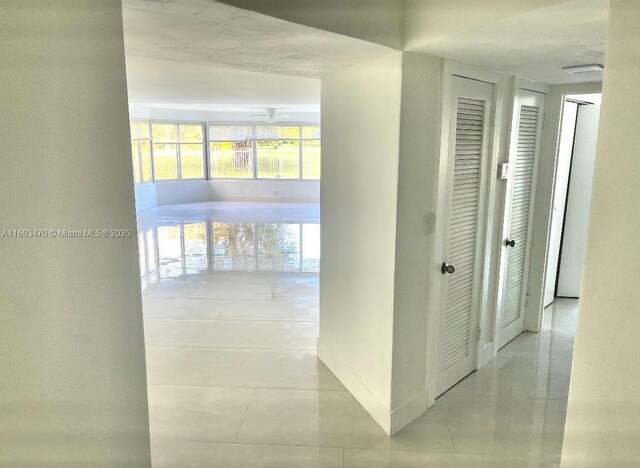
<box><xmin>441</xmin><ymin>97</ymin><xmax>485</xmax><ymax>372</ymax></box>
<box><xmin>502</xmin><ymin>105</ymin><xmax>540</xmax><ymax>328</ymax></box>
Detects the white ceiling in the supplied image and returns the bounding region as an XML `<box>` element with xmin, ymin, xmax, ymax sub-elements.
<box><xmin>123</xmin><ymin>0</ymin><xmax>608</xmax><ymax>111</ymax></box>
<box><xmin>126</xmin><ymin>55</ymin><xmax>321</xmax><ymax>109</ymax></box>
<box><xmin>122</xmin><ymin>0</ymin><xmax>391</xmax><ymax>111</ymax></box>
<box><xmin>409</xmin><ymin>0</ymin><xmax>608</xmax><ymax>84</ymax></box>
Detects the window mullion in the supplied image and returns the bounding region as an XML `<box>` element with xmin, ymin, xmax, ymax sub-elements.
<box><xmin>299</xmin><ymin>126</ymin><xmax>303</xmax><ymax>180</ymax></box>
<box><xmin>252</xmin><ymin>125</ymin><xmax>258</xmax><ymax>179</ymax></box>
<box><xmin>137</xmin><ymin>139</ymin><xmax>144</xmax><ymax>183</ymax></box>
<box><xmin>204</xmin><ymin>122</ymin><xmax>211</xmax><ymax>180</ymax></box>
<box><xmin>175</xmin><ymin>123</ymin><xmax>182</xmax><ymax>180</ymax></box>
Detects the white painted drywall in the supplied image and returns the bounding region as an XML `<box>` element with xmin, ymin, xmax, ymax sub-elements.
<box><xmin>562</xmin><ymin>0</ymin><xmax>640</xmax><ymax>465</ymax></box>
<box><xmin>209</xmin><ymin>179</ymin><xmax>319</xmax><ymax>203</ymax></box>
<box><xmin>556</xmin><ymin>105</ymin><xmax>600</xmax><ymax>297</ymax></box>
<box><xmin>216</xmin><ymin>0</ymin><xmax>403</xmax><ymax>49</ymax></box>
<box><xmin>134</xmin><ymin>179</ymin><xmax>319</xmax><ymax>211</ymax></box>
<box><xmin>389</xmin><ymin>53</ymin><xmax>443</xmax><ymax>426</ymax></box>
<box><xmin>319</xmin><ymin>52</ymin><xmax>402</xmax><ymax>433</ymax></box>
<box><xmin>405</xmin><ymin>0</ymin><xmax>562</xmax><ymax>48</ymax></box>
<box><xmin>544</xmin><ymin>101</ymin><xmax>579</xmax><ymax>306</ymax></box>
<box><xmin>134</xmin><ymin>183</ymin><xmax>158</xmax><ymax>212</ymax></box>
<box><xmin>0</xmin><ymin>1</ymin><xmax>151</xmax><ymax>465</ymax></box>
<box><xmin>155</xmin><ymin>180</ymin><xmax>213</xmax><ymax>206</ymax></box>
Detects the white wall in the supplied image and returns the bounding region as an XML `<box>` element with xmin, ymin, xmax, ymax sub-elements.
<box><xmin>209</xmin><ymin>179</ymin><xmax>319</xmax><ymax>203</ymax></box>
<box><xmin>544</xmin><ymin>101</ymin><xmax>578</xmax><ymax>306</ymax></box>
<box><xmin>562</xmin><ymin>0</ymin><xmax>640</xmax><ymax>465</ymax></box>
<box><xmin>556</xmin><ymin>105</ymin><xmax>600</xmax><ymax>297</ymax></box>
<box><xmin>404</xmin><ymin>0</ymin><xmax>564</xmax><ymax>50</ymax></box>
<box><xmin>318</xmin><ymin>52</ymin><xmax>403</xmax><ymax>434</ymax></box>
<box><xmin>134</xmin><ymin>179</ymin><xmax>320</xmax><ymax>211</ymax></box>
<box><xmin>216</xmin><ymin>0</ymin><xmax>403</xmax><ymax>49</ymax></box>
<box><xmin>389</xmin><ymin>53</ymin><xmax>443</xmax><ymax>430</ymax></box>
<box><xmin>155</xmin><ymin>180</ymin><xmax>213</xmax><ymax>206</ymax></box>
<box><xmin>134</xmin><ymin>183</ymin><xmax>158</xmax><ymax>212</ymax></box>
<box><xmin>0</xmin><ymin>1</ymin><xmax>151</xmax><ymax>465</ymax></box>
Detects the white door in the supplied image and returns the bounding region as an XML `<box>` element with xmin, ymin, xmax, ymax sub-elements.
<box><xmin>498</xmin><ymin>90</ymin><xmax>545</xmax><ymax>349</ymax></box>
<box><xmin>557</xmin><ymin>105</ymin><xmax>600</xmax><ymax>297</ymax></box>
<box><xmin>437</xmin><ymin>76</ymin><xmax>494</xmax><ymax>396</ymax></box>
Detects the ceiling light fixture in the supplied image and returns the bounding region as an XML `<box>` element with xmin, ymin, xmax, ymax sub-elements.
<box><xmin>562</xmin><ymin>64</ymin><xmax>604</xmax><ymax>74</ymax></box>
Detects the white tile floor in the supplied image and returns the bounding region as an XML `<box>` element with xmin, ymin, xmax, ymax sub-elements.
<box><xmin>138</xmin><ymin>202</ymin><xmax>577</xmax><ymax>467</ymax></box>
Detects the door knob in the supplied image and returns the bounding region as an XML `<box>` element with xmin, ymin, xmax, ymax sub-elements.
<box><xmin>505</xmin><ymin>239</ymin><xmax>516</xmax><ymax>248</ymax></box>
<box><xmin>441</xmin><ymin>262</ymin><xmax>455</xmax><ymax>274</ymax></box>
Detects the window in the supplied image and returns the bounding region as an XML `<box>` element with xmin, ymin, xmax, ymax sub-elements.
<box><xmin>209</xmin><ymin>125</ymin><xmax>320</xmax><ymax>180</ymax></box>
<box><xmin>209</xmin><ymin>126</ymin><xmax>254</xmax><ymax>178</ymax></box>
<box><xmin>179</xmin><ymin>125</ymin><xmax>205</xmax><ymax>179</ymax></box>
<box><xmin>152</xmin><ymin>122</ymin><xmax>205</xmax><ymax>181</ymax></box>
<box><xmin>130</xmin><ymin>121</ymin><xmax>320</xmax><ymax>183</ymax></box>
<box><xmin>256</xmin><ymin>126</ymin><xmax>300</xmax><ymax>179</ymax></box>
<box><xmin>302</xmin><ymin>126</ymin><xmax>321</xmax><ymax>179</ymax></box>
<box><xmin>130</xmin><ymin>119</ymin><xmax>152</xmax><ymax>183</ymax></box>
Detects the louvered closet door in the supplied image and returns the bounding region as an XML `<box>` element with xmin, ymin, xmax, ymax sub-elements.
<box><xmin>498</xmin><ymin>90</ymin><xmax>545</xmax><ymax>349</ymax></box>
<box><xmin>437</xmin><ymin>77</ymin><xmax>494</xmax><ymax>397</ymax></box>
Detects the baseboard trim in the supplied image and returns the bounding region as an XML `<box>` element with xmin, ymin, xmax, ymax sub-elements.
<box><xmin>389</xmin><ymin>388</ymin><xmax>430</xmax><ymax>435</ymax></box>
<box><xmin>317</xmin><ymin>338</ymin><xmax>393</xmax><ymax>434</ymax></box>
<box><xmin>317</xmin><ymin>338</ymin><xmax>430</xmax><ymax>436</ymax></box>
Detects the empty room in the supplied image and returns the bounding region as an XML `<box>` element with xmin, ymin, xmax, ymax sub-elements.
<box><xmin>2</xmin><ymin>1</ymin><xmax>638</xmax><ymax>467</ymax></box>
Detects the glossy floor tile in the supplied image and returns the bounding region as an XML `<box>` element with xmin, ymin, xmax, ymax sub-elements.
<box><xmin>139</xmin><ymin>202</ymin><xmax>578</xmax><ymax>467</ymax></box>
<box><xmin>146</xmin><ymin>347</ymin><xmax>344</xmax><ymax>390</ymax></box>
<box><xmin>148</xmin><ymin>385</ymin><xmax>254</xmax><ymax>442</ymax></box>
<box><xmin>151</xmin><ymin>440</ymin><xmax>343</xmax><ymax>468</ymax></box>
<box><xmin>144</xmin><ymin>319</ymin><xmax>318</xmax><ymax>350</ymax></box>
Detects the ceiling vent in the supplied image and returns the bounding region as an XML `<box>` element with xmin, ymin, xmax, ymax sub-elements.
<box><xmin>562</xmin><ymin>64</ymin><xmax>604</xmax><ymax>74</ymax></box>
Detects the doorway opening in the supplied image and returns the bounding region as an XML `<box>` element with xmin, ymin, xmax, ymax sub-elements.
<box><xmin>544</xmin><ymin>93</ymin><xmax>602</xmax><ymax>306</ymax></box>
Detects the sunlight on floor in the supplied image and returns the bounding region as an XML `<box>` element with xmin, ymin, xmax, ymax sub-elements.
<box><xmin>138</xmin><ymin>202</ymin><xmax>575</xmax><ymax>467</ymax></box>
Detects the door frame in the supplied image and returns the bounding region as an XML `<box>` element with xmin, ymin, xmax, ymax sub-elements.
<box><xmin>494</xmin><ymin>86</ymin><xmax>547</xmax><ymax>350</ymax></box>
<box><xmin>520</xmin><ymin>82</ymin><xmax>602</xmax><ymax>334</ymax></box>
<box><xmin>425</xmin><ymin>60</ymin><xmax>512</xmax><ymax>406</ymax></box>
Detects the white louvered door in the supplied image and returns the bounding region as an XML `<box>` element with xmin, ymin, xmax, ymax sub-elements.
<box><xmin>498</xmin><ymin>90</ymin><xmax>545</xmax><ymax>349</ymax></box>
<box><xmin>437</xmin><ymin>77</ymin><xmax>494</xmax><ymax>397</ymax></box>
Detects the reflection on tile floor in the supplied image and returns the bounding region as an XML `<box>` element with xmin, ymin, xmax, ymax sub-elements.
<box><xmin>139</xmin><ymin>202</ymin><xmax>575</xmax><ymax>467</ymax></box>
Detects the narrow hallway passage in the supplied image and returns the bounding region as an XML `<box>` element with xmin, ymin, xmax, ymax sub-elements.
<box><xmin>139</xmin><ymin>202</ymin><xmax>576</xmax><ymax>467</ymax></box>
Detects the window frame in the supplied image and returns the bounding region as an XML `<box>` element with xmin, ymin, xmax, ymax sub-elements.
<box><xmin>130</xmin><ymin>119</ymin><xmax>153</xmax><ymax>184</ymax></box>
<box><xmin>151</xmin><ymin>120</ymin><xmax>206</xmax><ymax>182</ymax></box>
<box><xmin>207</xmin><ymin>124</ymin><xmax>320</xmax><ymax>181</ymax></box>
<box><xmin>130</xmin><ymin>120</ymin><xmax>320</xmax><ymax>183</ymax></box>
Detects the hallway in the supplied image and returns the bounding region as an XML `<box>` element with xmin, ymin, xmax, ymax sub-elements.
<box><xmin>139</xmin><ymin>203</ymin><xmax>575</xmax><ymax>468</ymax></box>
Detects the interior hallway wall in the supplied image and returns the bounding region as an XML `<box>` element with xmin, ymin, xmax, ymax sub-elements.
<box><xmin>0</xmin><ymin>1</ymin><xmax>151</xmax><ymax>465</ymax></box>
<box><xmin>389</xmin><ymin>53</ymin><xmax>443</xmax><ymax>430</ymax></box>
<box><xmin>561</xmin><ymin>0</ymin><xmax>640</xmax><ymax>465</ymax></box>
<box><xmin>319</xmin><ymin>52</ymin><xmax>403</xmax><ymax>434</ymax></box>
